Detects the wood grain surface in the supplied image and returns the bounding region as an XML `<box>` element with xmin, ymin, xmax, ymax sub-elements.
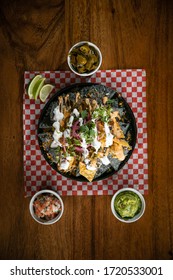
<box><xmin>0</xmin><ymin>0</ymin><xmax>173</xmax><ymax>260</ymax></box>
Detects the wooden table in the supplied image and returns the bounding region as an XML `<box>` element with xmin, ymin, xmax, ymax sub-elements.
<box><xmin>0</xmin><ymin>0</ymin><xmax>173</xmax><ymax>260</ymax></box>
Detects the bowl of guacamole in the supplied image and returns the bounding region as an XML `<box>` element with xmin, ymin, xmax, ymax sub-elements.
<box><xmin>111</xmin><ymin>188</ymin><xmax>145</xmax><ymax>223</ymax></box>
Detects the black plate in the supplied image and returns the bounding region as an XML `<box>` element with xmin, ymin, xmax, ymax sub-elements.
<box><xmin>37</xmin><ymin>83</ymin><xmax>137</xmax><ymax>182</ymax></box>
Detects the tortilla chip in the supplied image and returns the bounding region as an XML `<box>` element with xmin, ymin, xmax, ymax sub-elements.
<box><xmin>76</xmin><ymin>92</ymin><xmax>80</xmax><ymax>102</ymax></box>
<box><xmin>97</xmin><ymin>121</ymin><xmax>104</xmax><ymax>132</ymax></box>
<box><xmin>89</xmin><ymin>158</ymin><xmax>97</xmax><ymax>167</ymax></box>
<box><xmin>114</xmin><ymin>138</ymin><xmax>131</xmax><ymax>149</ymax></box>
<box><xmin>110</xmin><ymin>142</ymin><xmax>125</xmax><ymax>161</ymax></box>
<box><xmin>111</xmin><ymin>118</ymin><xmax>124</xmax><ymax>138</ymax></box>
<box><xmin>110</xmin><ymin>111</ymin><xmax>119</xmax><ymax>119</ymax></box>
<box><xmin>68</xmin><ymin>156</ymin><xmax>75</xmax><ymax>171</ymax></box>
<box><xmin>58</xmin><ymin>96</ymin><xmax>64</xmax><ymax>112</ymax></box>
<box><xmin>63</xmin><ymin>108</ymin><xmax>70</xmax><ymax>119</ymax></box>
<box><xmin>79</xmin><ymin>162</ymin><xmax>96</xmax><ymax>182</ymax></box>
<box><xmin>85</xmin><ymin>98</ymin><xmax>92</xmax><ymax>112</ymax></box>
<box><xmin>113</xmin><ymin>148</ymin><xmax>126</xmax><ymax>161</ymax></box>
<box><xmin>110</xmin><ymin>136</ymin><xmax>132</xmax><ymax>161</ymax></box>
<box><xmin>102</xmin><ymin>96</ymin><xmax>108</xmax><ymax>104</ymax></box>
<box><xmin>100</xmin><ymin>137</ymin><xmax>106</xmax><ymax>148</ymax></box>
<box><xmin>92</xmin><ymin>99</ymin><xmax>98</xmax><ymax>110</ymax></box>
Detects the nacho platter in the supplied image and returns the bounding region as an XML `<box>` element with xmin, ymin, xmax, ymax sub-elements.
<box><xmin>37</xmin><ymin>83</ymin><xmax>137</xmax><ymax>182</ymax></box>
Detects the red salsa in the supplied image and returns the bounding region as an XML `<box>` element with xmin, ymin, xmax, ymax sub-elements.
<box><xmin>33</xmin><ymin>194</ymin><xmax>62</xmax><ymax>220</ymax></box>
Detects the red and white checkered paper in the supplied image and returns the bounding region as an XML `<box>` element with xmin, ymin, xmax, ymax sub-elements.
<box><xmin>23</xmin><ymin>70</ymin><xmax>148</xmax><ymax>196</ymax></box>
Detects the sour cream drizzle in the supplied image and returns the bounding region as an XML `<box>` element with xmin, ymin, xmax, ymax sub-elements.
<box><xmin>51</xmin><ymin>105</ymin><xmax>64</xmax><ymax>148</ymax></box>
<box><xmin>100</xmin><ymin>156</ymin><xmax>110</xmax><ymax>165</ymax></box>
<box><xmin>60</xmin><ymin>160</ymin><xmax>69</xmax><ymax>170</ymax></box>
<box><xmin>53</xmin><ymin>106</ymin><xmax>64</xmax><ymax>122</ymax></box>
<box><xmin>73</xmin><ymin>108</ymin><xmax>80</xmax><ymax>117</ymax></box>
<box><xmin>59</xmin><ymin>156</ymin><xmax>72</xmax><ymax>170</ymax></box>
<box><xmin>91</xmin><ymin>125</ymin><xmax>101</xmax><ymax>153</ymax></box>
<box><xmin>79</xmin><ymin>117</ymin><xmax>83</xmax><ymax>126</ymax></box>
<box><xmin>68</xmin><ymin>115</ymin><xmax>74</xmax><ymax>127</ymax></box>
<box><xmin>64</xmin><ymin>128</ymin><xmax>71</xmax><ymax>138</ymax></box>
<box><xmin>86</xmin><ymin>164</ymin><xmax>97</xmax><ymax>171</ymax></box>
<box><xmin>81</xmin><ymin>137</ymin><xmax>89</xmax><ymax>158</ymax></box>
<box><xmin>104</xmin><ymin>123</ymin><xmax>114</xmax><ymax>147</ymax></box>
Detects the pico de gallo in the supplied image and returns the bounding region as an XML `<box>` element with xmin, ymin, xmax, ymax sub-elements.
<box><xmin>33</xmin><ymin>193</ymin><xmax>62</xmax><ymax>220</ymax></box>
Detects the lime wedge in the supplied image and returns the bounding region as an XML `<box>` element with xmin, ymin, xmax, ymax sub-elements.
<box><xmin>32</xmin><ymin>78</ymin><xmax>46</xmax><ymax>100</ymax></box>
<box><xmin>39</xmin><ymin>84</ymin><xmax>54</xmax><ymax>102</ymax></box>
<box><xmin>27</xmin><ymin>75</ymin><xmax>42</xmax><ymax>99</ymax></box>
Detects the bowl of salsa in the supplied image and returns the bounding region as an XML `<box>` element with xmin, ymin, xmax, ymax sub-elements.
<box><xmin>29</xmin><ymin>190</ymin><xmax>64</xmax><ymax>225</ymax></box>
<box><xmin>111</xmin><ymin>188</ymin><xmax>145</xmax><ymax>223</ymax></box>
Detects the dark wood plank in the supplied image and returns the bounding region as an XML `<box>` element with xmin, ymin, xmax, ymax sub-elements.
<box><xmin>0</xmin><ymin>0</ymin><xmax>173</xmax><ymax>260</ymax></box>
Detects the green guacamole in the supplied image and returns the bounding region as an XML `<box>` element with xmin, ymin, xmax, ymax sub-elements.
<box><xmin>114</xmin><ymin>191</ymin><xmax>142</xmax><ymax>218</ymax></box>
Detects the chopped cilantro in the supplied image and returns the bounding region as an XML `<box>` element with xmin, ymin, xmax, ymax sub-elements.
<box><xmin>107</xmin><ymin>99</ymin><xmax>115</xmax><ymax>105</ymax></box>
<box><xmin>73</xmin><ymin>139</ymin><xmax>81</xmax><ymax>145</ymax></box>
<box><xmin>81</xmin><ymin>110</ymin><xmax>88</xmax><ymax>119</ymax></box>
<box><xmin>66</xmin><ymin>137</ymin><xmax>72</xmax><ymax>144</ymax></box>
<box><xmin>80</xmin><ymin>125</ymin><xmax>89</xmax><ymax>134</ymax></box>
<box><xmin>90</xmin><ymin>129</ymin><xmax>96</xmax><ymax>138</ymax></box>
<box><xmin>79</xmin><ymin>122</ymin><xmax>96</xmax><ymax>143</ymax></box>
<box><xmin>92</xmin><ymin>105</ymin><xmax>112</xmax><ymax>122</ymax></box>
<box><xmin>54</xmin><ymin>146</ymin><xmax>61</xmax><ymax>153</ymax></box>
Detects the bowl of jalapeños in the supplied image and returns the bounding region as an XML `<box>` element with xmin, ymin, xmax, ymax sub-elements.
<box><xmin>67</xmin><ymin>41</ymin><xmax>102</xmax><ymax>76</ymax></box>
<box><xmin>111</xmin><ymin>188</ymin><xmax>146</xmax><ymax>223</ymax></box>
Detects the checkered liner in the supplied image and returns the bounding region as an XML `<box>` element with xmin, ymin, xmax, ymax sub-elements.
<box><xmin>23</xmin><ymin>70</ymin><xmax>148</xmax><ymax>196</ymax></box>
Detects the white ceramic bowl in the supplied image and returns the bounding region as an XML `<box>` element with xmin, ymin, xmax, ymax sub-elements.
<box><xmin>111</xmin><ymin>188</ymin><xmax>145</xmax><ymax>223</ymax></box>
<box><xmin>29</xmin><ymin>190</ymin><xmax>64</xmax><ymax>225</ymax></box>
<box><xmin>67</xmin><ymin>41</ymin><xmax>102</xmax><ymax>77</ymax></box>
